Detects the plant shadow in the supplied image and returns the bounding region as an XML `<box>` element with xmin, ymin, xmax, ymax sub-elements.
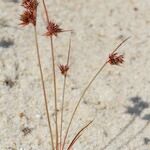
<box><xmin>0</xmin><ymin>38</ymin><xmax>14</xmax><ymax>48</ymax></box>
<box><xmin>101</xmin><ymin>96</ymin><xmax>149</xmax><ymax>150</ymax></box>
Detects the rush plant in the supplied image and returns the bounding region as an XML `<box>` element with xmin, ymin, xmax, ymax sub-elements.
<box><xmin>20</xmin><ymin>0</ymin><xmax>129</xmax><ymax>150</ymax></box>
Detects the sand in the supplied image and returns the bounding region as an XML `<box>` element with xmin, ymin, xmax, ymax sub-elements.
<box><xmin>0</xmin><ymin>0</ymin><xmax>150</xmax><ymax>149</ymax></box>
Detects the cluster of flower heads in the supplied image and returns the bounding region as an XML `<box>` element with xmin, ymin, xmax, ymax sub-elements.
<box><xmin>108</xmin><ymin>52</ymin><xmax>124</xmax><ymax>65</ymax></box>
<box><xmin>20</xmin><ymin>0</ymin><xmax>38</xmax><ymax>26</ymax></box>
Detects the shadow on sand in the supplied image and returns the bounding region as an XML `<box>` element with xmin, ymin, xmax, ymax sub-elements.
<box><xmin>101</xmin><ymin>96</ymin><xmax>150</xmax><ymax>150</ymax></box>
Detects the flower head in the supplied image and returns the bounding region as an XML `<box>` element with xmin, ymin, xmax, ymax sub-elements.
<box><xmin>20</xmin><ymin>0</ymin><xmax>38</xmax><ymax>26</ymax></box>
<box><xmin>22</xmin><ymin>0</ymin><xmax>38</xmax><ymax>11</ymax></box>
<box><xmin>20</xmin><ymin>10</ymin><xmax>36</xmax><ymax>26</ymax></box>
<box><xmin>108</xmin><ymin>52</ymin><xmax>124</xmax><ymax>65</ymax></box>
<box><xmin>58</xmin><ymin>64</ymin><xmax>69</xmax><ymax>76</ymax></box>
<box><xmin>44</xmin><ymin>21</ymin><xmax>63</xmax><ymax>37</ymax></box>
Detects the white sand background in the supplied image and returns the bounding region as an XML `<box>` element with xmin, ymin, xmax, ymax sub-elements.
<box><xmin>0</xmin><ymin>0</ymin><xmax>150</xmax><ymax>149</ymax></box>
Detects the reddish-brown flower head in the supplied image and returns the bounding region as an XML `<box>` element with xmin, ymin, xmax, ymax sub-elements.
<box><xmin>58</xmin><ymin>64</ymin><xmax>69</xmax><ymax>76</ymax></box>
<box><xmin>108</xmin><ymin>52</ymin><xmax>124</xmax><ymax>65</ymax></box>
<box><xmin>20</xmin><ymin>10</ymin><xmax>36</xmax><ymax>26</ymax></box>
<box><xmin>22</xmin><ymin>0</ymin><xmax>38</xmax><ymax>11</ymax></box>
<box><xmin>44</xmin><ymin>21</ymin><xmax>63</xmax><ymax>37</ymax></box>
<box><xmin>20</xmin><ymin>0</ymin><xmax>38</xmax><ymax>26</ymax></box>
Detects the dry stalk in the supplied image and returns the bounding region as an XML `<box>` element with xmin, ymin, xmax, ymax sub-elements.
<box><xmin>41</xmin><ymin>0</ymin><xmax>59</xmax><ymax>148</ymax></box>
<box><xmin>20</xmin><ymin>0</ymin><xmax>54</xmax><ymax>149</ymax></box>
<box><xmin>59</xmin><ymin>36</ymin><xmax>72</xmax><ymax>150</ymax></box>
<box><xmin>62</xmin><ymin>37</ymin><xmax>129</xmax><ymax>149</ymax></box>
<box><xmin>67</xmin><ymin>120</ymin><xmax>93</xmax><ymax>150</ymax></box>
<box><xmin>33</xmin><ymin>26</ymin><xmax>55</xmax><ymax>150</ymax></box>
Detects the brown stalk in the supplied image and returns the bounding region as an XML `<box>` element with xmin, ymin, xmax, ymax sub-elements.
<box><xmin>20</xmin><ymin>0</ymin><xmax>54</xmax><ymax>149</ymax></box>
<box><xmin>111</xmin><ymin>37</ymin><xmax>130</xmax><ymax>54</ymax></box>
<box><xmin>33</xmin><ymin>26</ymin><xmax>54</xmax><ymax>150</ymax></box>
<box><xmin>50</xmin><ymin>35</ymin><xmax>59</xmax><ymax>150</ymax></box>
<box><xmin>62</xmin><ymin>38</ymin><xmax>129</xmax><ymax>150</ymax></box>
<box><xmin>67</xmin><ymin>120</ymin><xmax>93</xmax><ymax>150</ymax></box>
<box><xmin>62</xmin><ymin>61</ymin><xmax>108</xmax><ymax>150</ymax></box>
<box><xmin>60</xmin><ymin>36</ymin><xmax>72</xmax><ymax>150</ymax></box>
<box><xmin>41</xmin><ymin>0</ymin><xmax>59</xmax><ymax>149</ymax></box>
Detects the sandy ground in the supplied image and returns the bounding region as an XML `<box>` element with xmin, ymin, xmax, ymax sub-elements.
<box><xmin>0</xmin><ymin>0</ymin><xmax>150</xmax><ymax>150</ymax></box>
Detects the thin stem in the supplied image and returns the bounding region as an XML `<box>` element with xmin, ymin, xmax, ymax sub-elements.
<box><xmin>66</xmin><ymin>37</ymin><xmax>72</xmax><ymax>65</ymax></box>
<box><xmin>60</xmin><ymin>37</ymin><xmax>72</xmax><ymax>149</ymax></box>
<box><xmin>112</xmin><ymin>37</ymin><xmax>130</xmax><ymax>54</ymax></box>
<box><xmin>41</xmin><ymin>0</ymin><xmax>49</xmax><ymax>23</ymax></box>
<box><xmin>62</xmin><ymin>37</ymin><xmax>129</xmax><ymax>149</ymax></box>
<box><xmin>60</xmin><ymin>76</ymin><xmax>67</xmax><ymax>149</ymax></box>
<box><xmin>67</xmin><ymin>120</ymin><xmax>93</xmax><ymax>150</ymax></box>
<box><xmin>41</xmin><ymin>0</ymin><xmax>59</xmax><ymax>148</ymax></box>
<box><xmin>50</xmin><ymin>36</ymin><xmax>59</xmax><ymax>150</ymax></box>
<box><xmin>34</xmin><ymin>26</ymin><xmax>54</xmax><ymax>150</ymax></box>
<box><xmin>62</xmin><ymin>61</ymin><xmax>108</xmax><ymax>150</ymax></box>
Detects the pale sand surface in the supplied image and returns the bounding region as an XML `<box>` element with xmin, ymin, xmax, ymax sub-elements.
<box><xmin>0</xmin><ymin>0</ymin><xmax>150</xmax><ymax>150</ymax></box>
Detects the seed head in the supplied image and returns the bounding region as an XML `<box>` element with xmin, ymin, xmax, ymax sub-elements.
<box><xmin>20</xmin><ymin>10</ymin><xmax>36</xmax><ymax>26</ymax></box>
<box><xmin>20</xmin><ymin>0</ymin><xmax>38</xmax><ymax>26</ymax></box>
<box><xmin>58</xmin><ymin>64</ymin><xmax>69</xmax><ymax>76</ymax></box>
<box><xmin>22</xmin><ymin>0</ymin><xmax>38</xmax><ymax>11</ymax></box>
<box><xmin>44</xmin><ymin>21</ymin><xmax>63</xmax><ymax>37</ymax></box>
<box><xmin>107</xmin><ymin>37</ymin><xmax>130</xmax><ymax>65</ymax></box>
<box><xmin>108</xmin><ymin>52</ymin><xmax>124</xmax><ymax>65</ymax></box>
